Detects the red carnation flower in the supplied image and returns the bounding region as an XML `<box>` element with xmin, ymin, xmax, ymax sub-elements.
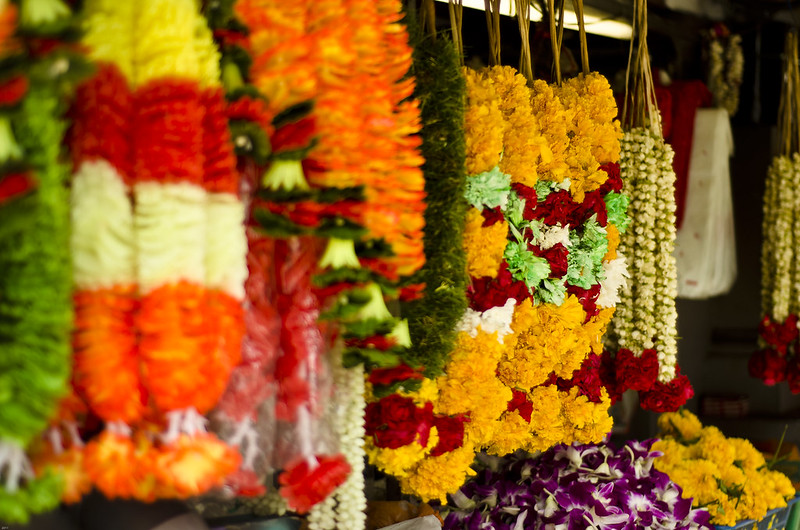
<box><xmin>0</xmin><ymin>172</ymin><xmax>36</xmax><ymax>204</ymax></box>
<box><xmin>575</xmin><ymin>190</ymin><xmax>608</xmax><ymax>226</ymax></box>
<box><xmin>469</xmin><ymin>264</ymin><xmax>530</xmax><ymax>312</ymax></box>
<box><xmin>615</xmin><ymin>348</ymin><xmax>659</xmax><ymax>392</ymax></box>
<box><xmin>566</xmin><ymin>283</ymin><xmax>601</xmax><ymax>319</ymax></box>
<box><xmin>278</xmin><ymin>454</ymin><xmax>351</xmax><ymax>514</ymax></box>
<box><xmin>639</xmin><ymin>366</ymin><xmax>694</xmax><ymax>412</ymax></box>
<box><xmin>758</xmin><ymin>314</ymin><xmax>799</xmax><ymax>355</ymax></box>
<box><xmin>531</xmin><ymin>242</ymin><xmax>569</xmax><ymax>279</ymax></box>
<box><xmin>598</xmin><ymin>162</ymin><xmax>623</xmax><ymax>194</ymax></box>
<box><xmin>531</xmin><ymin>189</ymin><xmax>577</xmax><ymax>226</ymax></box>
<box><xmin>599</xmin><ymin>350</ymin><xmax>624</xmax><ymax>404</ymax></box>
<box><xmin>546</xmin><ymin>353</ymin><xmax>604</xmax><ymax>403</ymax></box>
<box><xmin>748</xmin><ymin>348</ymin><xmax>787</xmax><ymax>386</ymax></box>
<box><xmin>364</xmin><ymin>394</ymin><xmax>433</xmax><ymax>449</ymax></box>
<box><xmin>429</xmin><ymin>415</ymin><xmax>468</xmax><ymax>457</ymax></box>
<box><xmin>368</xmin><ymin>364</ymin><xmax>424</xmax><ymax>386</ymax></box>
<box><xmin>511</xmin><ymin>182</ymin><xmax>538</xmax><ymax>221</ymax></box>
<box><xmin>481</xmin><ymin>206</ymin><xmax>505</xmax><ymax>227</ymax></box>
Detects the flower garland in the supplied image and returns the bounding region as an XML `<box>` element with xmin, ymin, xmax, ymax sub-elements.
<box><xmin>603</xmin><ymin>0</ymin><xmax>692</xmax><ymax>412</ymax></box>
<box><xmin>750</xmin><ymin>34</ymin><xmax>800</xmax><ymax>391</ymax></box>
<box><xmin>33</xmin><ymin>0</ymin><xmax>246</xmax><ymax>503</ymax></box>
<box><xmin>0</xmin><ymin>0</ymin><xmax>88</xmax><ymax>522</ymax></box>
<box><xmin>654</xmin><ymin>409</ymin><xmax>795</xmax><ymax>526</ymax></box>
<box><xmin>442</xmin><ymin>440</ymin><xmax>713</xmax><ymax>530</ymax></box>
<box><xmin>365</xmin><ymin>66</ymin><xmax>628</xmax><ymax>503</ymax></box>
<box><xmin>603</xmin><ymin>127</ymin><xmax>692</xmax><ymax>411</ymax></box>
<box><xmin>706</xmin><ymin>24</ymin><xmax>743</xmax><ymax>117</ymax></box>
<box><xmin>399</xmin><ymin>13</ymin><xmax>469</xmax><ymax>379</ymax></box>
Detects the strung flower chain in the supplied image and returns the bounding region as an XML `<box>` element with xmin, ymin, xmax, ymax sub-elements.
<box><xmin>612</xmin><ymin>127</ymin><xmax>679</xmax><ymax>382</ymax></box>
<box><xmin>707</xmin><ymin>26</ymin><xmax>744</xmax><ymax>117</ymax></box>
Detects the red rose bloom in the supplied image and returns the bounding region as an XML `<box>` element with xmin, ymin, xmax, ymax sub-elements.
<box><xmin>368</xmin><ymin>364</ymin><xmax>424</xmax><ymax>386</ymax></box>
<box><xmin>278</xmin><ymin>454</ymin><xmax>351</xmax><ymax>514</ymax></box>
<box><xmin>364</xmin><ymin>394</ymin><xmax>433</xmax><ymax>449</ymax></box>
<box><xmin>598</xmin><ymin>162</ymin><xmax>623</xmax><ymax>194</ymax></box>
<box><xmin>748</xmin><ymin>348</ymin><xmax>787</xmax><ymax>385</ymax></box>
<box><xmin>639</xmin><ymin>366</ymin><xmax>694</xmax><ymax>412</ymax></box>
<box><xmin>506</xmin><ymin>389</ymin><xmax>533</xmax><ymax>422</ymax></box>
<box><xmin>615</xmin><ymin>348</ymin><xmax>659</xmax><ymax>392</ymax></box>
<box><xmin>429</xmin><ymin>415</ymin><xmax>468</xmax><ymax>456</ymax></box>
<box><xmin>531</xmin><ymin>243</ymin><xmax>569</xmax><ymax>279</ymax></box>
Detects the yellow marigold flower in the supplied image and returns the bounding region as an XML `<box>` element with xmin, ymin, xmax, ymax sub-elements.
<box><xmin>436</xmin><ymin>331</ymin><xmax>512</xmax><ymax>446</ymax></box>
<box><xmin>585</xmin><ymin>307</ymin><xmax>615</xmax><ymax>354</ymax></box>
<box><xmin>728</xmin><ymin>436</ymin><xmax>766</xmax><ymax>471</ymax></box>
<box><xmin>604</xmin><ymin>223</ymin><xmax>620</xmax><ymax>261</ymax></box>
<box><xmin>398</xmin><ymin>443</ymin><xmax>477</xmax><ymax>504</ymax></box>
<box><xmin>463</xmin><ymin>207</ymin><xmax>508</xmax><ymax>278</ymax></box>
<box><xmin>529</xmin><ymin>80</ymin><xmax>569</xmax><ymax>182</ymax></box>
<box><xmin>464</xmin><ymin>68</ymin><xmax>506</xmax><ymax>175</ymax></box>
<box><xmin>82</xmin><ymin>0</ymin><xmax>136</xmax><ymax>80</ymax></box>
<box><xmin>486</xmin><ymin>411</ymin><xmax>534</xmax><ymax>457</ymax></box>
<box><xmin>657</xmin><ymin>409</ymin><xmax>704</xmax><ymax>441</ymax></box>
<box><xmin>400</xmin><ymin>377</ymin><xmax>440</xmax><ymax>407</ymax></box>
<box><xmin>564</xmin><ymin>387</ymin><xmax>613</xmax><ymax>444</ymax></box>
<box><xmin>498</xmin><ymin>296</ymin><xmax>589</xmax><ymax>389</ymax></box>
<box><xmin>697</xmin><ymin>427</ymin><xmax>736</xmax><ymax>465</ymax></box>
<box><xmin>525</xmin><ymin>385</ymin><xmax>568</xmax><ymax>452</ymax></box>
<box><xmin>365</xmin><ymin>430</ymin><xmax>435</xmax><ymax>478</ymax></box>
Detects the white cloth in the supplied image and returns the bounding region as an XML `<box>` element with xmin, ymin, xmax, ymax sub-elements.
<box><xmin>674</xmin><ymin>108</ymin><xmax>737</xmax><ymax>299</ymax></box>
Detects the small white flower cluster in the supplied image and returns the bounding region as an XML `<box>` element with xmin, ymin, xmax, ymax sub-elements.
<box><xmin>307</xmin><ymin>356</ymin><xmax>367</xmax><ymax>530</ymax></box>
<box><xmin>456</xmin><ymin>298</ymin><xmax>517</xmax><ymax>343</ymax></box>
<box><xmin>247</xmin><ymin>490</ymin><xmax>289</xmax><ymax>517</ymax></box>
<box><xmin>611</xmin><ymin>127</ymin><xmax>679</xmax><ymax>382</ymax></box>
<box><xmin>761</xmin><ymin>153</ymin><xmax>800</xmax><ymax>323</ymax></box>
<box><xmin>707</xmin><ymin>30</ymin><xmax>744</xmax><ymax>116</ymax></box>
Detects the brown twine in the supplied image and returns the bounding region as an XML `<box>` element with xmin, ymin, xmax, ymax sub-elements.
<box><xmin>570</xmin><ymin>0</ymin><xmax>589</xmax><ymax>74</ymax></box>
<box><xmin>485</xmin><ymin>0</ymin><xmax>502</xmax><ymax>66</ymax></box>
<box><xmin>548</xmin><ymin>0</ymin><xmax>561</xmax><ymax>85</ymax></box>
<box><xmin>516</xmin><ymin>0</ymin><xmax>533</xmax><ymax>83</ymax></box>
<box><xmin>421</xmin><ymin>0</ymin><xmax>438</xmax><ymax>41</ymax></box>
<box><xmin>448</xmin><ymin>0</ymin><xmax>464</xmax><ymax>65</ymax></box>
<box><xmin>623</xmin><ymin>0</ymin><xmax>661</xmax><ymax>136</ymax></box>
<box><xmin>779</xmin><ymin>31</ymin><xmax>800</xmax><ymax>157</ymax></box>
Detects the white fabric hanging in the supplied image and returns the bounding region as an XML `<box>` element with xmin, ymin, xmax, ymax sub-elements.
<box><xmin>674</xmin><ymin>107</ymin><xmax>737</xmax><ymax>299</ymax></box>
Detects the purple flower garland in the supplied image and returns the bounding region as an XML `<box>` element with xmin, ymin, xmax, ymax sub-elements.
<box><xmin>443</xmin><ymin>440</ymin><xmax>712</xmax><ymax>530</ymax></box>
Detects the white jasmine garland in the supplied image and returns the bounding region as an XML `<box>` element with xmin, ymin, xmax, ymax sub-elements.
<box><xmin>707</xmin><ymin>30</ymin><xmax>743</xmax><ymax>117</ymax></box>
<box><xmin>610</xmin><ymin>127</ymin><xmax>679</xmax><ymax>382</ymax></box>
<box><xmin>306</xmin><ymin>350</ymin><xmax>366</xmax><ymax>530</ymax></box>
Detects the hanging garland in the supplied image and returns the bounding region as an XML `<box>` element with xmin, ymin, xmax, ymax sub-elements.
<box><xmin>750</xmin><ymin>32</ymin><xmax>800</xmax><ymax>391</ymax></box>
<box><xmin>706</xmin><ymin>23</ymin><xmax>743</xmax><ymax>117</ymax></box>
<box><xmin>365</xmin><ymin>57</ymin><xmax>629</xmax><ymax>502</ymax></box>
<box><xmin>602</xmin><ymin>0</ymin><xmax>692</xmax><ymax>412</ymax></box>
<box><xmin>0</xmin><ymin>0</ymin><xmax>89</xmax><ymax>522</ymax></box>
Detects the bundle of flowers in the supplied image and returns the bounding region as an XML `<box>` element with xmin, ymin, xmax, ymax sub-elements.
<box><xmin>365</xmin><ymin>66</ymin><xmax>629</xmax><ymax>503</ymax></box>
<box><xmin>603</xmin><ymin>0</ymin><xmax>692</xmax><ymax>412</ymax></box>
<box><xmin>752</xmin><ymin>154</ymin><xmax>800</xmax><ymax>389</ymax></box>
<box><xmin>30</xmin><ymin>0</ymin><xmax>250</xmax><ymax>504</ymax></box>
<box><xmin>706</xmin><ymin>23</ymin><xmax>743</xmax><ymax>117</ymax></box>
<box><xmin>654</xmin><ymin>409</ymin><xmax>795</xmax><ymax>526</ymax></box>
<box><xmin>443</xmin><ymin>440</ymin><xmax>712</xmax><ymax>530</ymax></box>
<box><xmin>750</xmin><ymin>33</ymin><xmax>800</xmax><ymax>392</ymax></box>
<box><xmin>602</xmin><ymin>127</ymin><xmax>693</xmax><ymax>411</ymax></box>
<box><xmin>0</xmin><ymin>0</ymin><xmax>89</xmax><ymax>523</ymax></box>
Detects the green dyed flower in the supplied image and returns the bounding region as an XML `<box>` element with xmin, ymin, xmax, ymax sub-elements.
<box><xmin>504</xmin><ymin>240</ymin><xmax>551</xmax><ymax>290</ymax></box>
<box><xmin>465</xmin><ymin>165</ymin><xmax>511</xmax><ymax>210</ymax></box>
<box><xmin>604</xmin><ymin>192</ymin><xmax>631</xmax><ymax>232</ymax></box>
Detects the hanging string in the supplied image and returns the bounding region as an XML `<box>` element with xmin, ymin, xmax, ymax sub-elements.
<box><xmin>622</xmin><ymin>0</ymin><xmax>661</xmax><ymax>137</ymax></box>
<box><xmin>448</xmin><ymin>0</ymin><xmax>464</xmax><ymax>65</ymax></box>
<box><xmin>547</xmin><ymin>0</ymin><xmax>561</xmax><ymax>84</ymax></box>
<box><xmin>421</xmin><ymin>0</ymin><xmax>437</xmax><ymax>41</ymax></box>
<box><xmin>485</xmin><ymin>0</ymin><xmax>502</xmax><ymax>66</ymax></box>
<box><xmin>516</xmin><ymin>0</ymin><xmax>533</xmax><ymax>83</ymax></box>
<box><xmin>570</xmin><ymin>0</ymin><xmax>589</xmax><ymax>74</ymax></box>
<box><xmin>779</xmin><ymin>31</ymin><xmax>800</xmax><ymax>157</ymax></box>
